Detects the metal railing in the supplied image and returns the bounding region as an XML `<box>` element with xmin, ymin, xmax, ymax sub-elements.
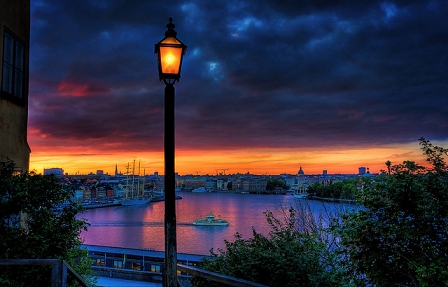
<box><xmin>0</xmin><ymin>259</ymin><xmax>90</xmax><ymax>287</ymax></box>
<box><xmin>0</xmin><ymin>259</ymin><xmax>267</xmax><ymax>287</ymax></box>
<box><xmin>177</xmin><ymin>264</ymin><xmax>268</xmax><ymax>287</ymax></box>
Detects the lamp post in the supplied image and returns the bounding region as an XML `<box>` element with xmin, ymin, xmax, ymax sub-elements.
<box><xmin>154</xmin><ymin>17</ymin><xmax>187</xmax><ymax>287</ymax></box>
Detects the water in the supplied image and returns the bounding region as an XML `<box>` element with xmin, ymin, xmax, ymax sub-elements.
<box><xmin>77</xmin><ymin>192</ymin><xmax>345</xmax><ymax>255</ymax></box>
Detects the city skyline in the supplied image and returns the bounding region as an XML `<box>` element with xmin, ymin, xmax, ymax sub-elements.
<box><xmin>28</xmin><ymin>1</ymin><xmax>448</xmax><ymax>175</ymax></box>
<box><xmin>44</xmin><ymin>162</ymin><xmax>373</xmax><ymax>176</ymax></box>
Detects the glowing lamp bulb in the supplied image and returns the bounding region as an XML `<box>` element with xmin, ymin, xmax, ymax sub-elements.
<box><xmin>154</xmin><ymin>18</ymin><xmax>187</xmax><ymax>81</ymax></box>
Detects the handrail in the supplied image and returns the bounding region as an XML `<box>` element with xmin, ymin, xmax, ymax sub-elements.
<box><xmin>0</xmin><ymin>259</ymin><xmax>268</xmax><ymax>286</ymax></box>
<box><xmin>63</xmin><ymin>260</ymin><xmax>91</xmax><ymax>287</ymax></box>
<box><xmin>0</xmin><ymin>258</ymin><xmax>59</xmax><ymax>265</ymax></box>
<box><xmin>0</xmin><ymin>259</ymin><xmax>90</xmax><ymax>287</ymax></box>
<box><xmin>177</xmin><ymin>264</ymin><xmax>268</xmax><ymax>287</ymax></box>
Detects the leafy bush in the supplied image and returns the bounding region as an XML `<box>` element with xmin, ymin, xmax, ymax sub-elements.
<box><xmin>334</xmin><ymin>138</ymin><xmax>448</xmax><ymax>286</ymax></box>
<box><xmin>0</xmin><ymin>159</ymin><xmax>96</xmax><ymax>287</ymax></box>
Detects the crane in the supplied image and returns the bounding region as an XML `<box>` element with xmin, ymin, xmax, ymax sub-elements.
<box><xmin>215</xmin><ymin>169</ymin><xmax>229</xmax><ymax>175</ymax></box>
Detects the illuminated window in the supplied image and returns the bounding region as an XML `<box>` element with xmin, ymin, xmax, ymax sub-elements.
<box><xmin>151</xmin><ymin>264</ymin><xmax>161</xmax><ymax>273</ymax></box>
<box><xmin>2</xmin><ymin>29</ymin><xmax>25</xmax><ymax>103</ymax></box>
<box><xmin>96</xmin><ymin>259</ymin><xmax>104</xmax><ymax>266</ymax></box>
<box><xmin>114</xmin><ymin>260</ymin><xmax>123</xmax><ymax>268</ymax></box>
<box><xmin>132</xmin><ymin>262</ymin><xmax>141</xmax><ymax>270</ymax></box>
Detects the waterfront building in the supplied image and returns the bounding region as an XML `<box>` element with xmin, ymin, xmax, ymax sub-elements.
<box><xmin>0</xmin><ymin>0</ymin><xmax>30</xmax><ymax>172</ymax></box>
<box><xmin>215</xmin><ymin>177</ymin><xmax>231</xmax><ymax>191</ymax></box>
<box><xmin>359</xmin><ymin>166</ymin><xmax>367</xmax><ymax>175</ymax></box>
<box><xmin>44</xmin><ymin>167</ymin><xmax>64</xmax><ymax>175</ymax></box>
<box><xmin>178</xmin><ymin>176</ymin><xmax>207</xmax><ymax>189</ymax></box>
<box><xmin>281</xmin><ymin>174</ymin><xmax>297</xmax><ymax>187</ymax></box>
<box><xmin>73</xmin><ymin>189</ymin><xmax>84</xmax><ymax>203</ymax></box>
<box><xmin>231</xmin><ymin>176</ymin><xmax>267</xmax><ymax>192</ymax></box>
<box><xmin>205</xmin><ymin>179</ymin><xmax>217</xmax><ymax>191</ymax></box>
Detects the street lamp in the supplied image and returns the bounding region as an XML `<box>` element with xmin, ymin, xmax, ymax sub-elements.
<box><xmin>154</xmin><ymin>17</ymin><xmax>187</xmax><ymax>287</ymax></box>
<box><xmin>155</xmin><ymin>17</ymin><xmax>187</xmax><ymax>83</ymax></box>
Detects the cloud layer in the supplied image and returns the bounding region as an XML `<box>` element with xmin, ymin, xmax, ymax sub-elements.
<box><xmin>28</xmin><ymin>0</ymin><xmax>448</xmax><ymax>172</ymax></box>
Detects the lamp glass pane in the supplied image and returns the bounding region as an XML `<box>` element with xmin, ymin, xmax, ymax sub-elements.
<box><xmin>161</xmin><ymin>37</ymin><xmax>181</xmax><ymax>45</ymax></box>
<box><xmin>160</xmin><ymin>46</ymin><xmax>183</xmax><ymax>75</ymax></box>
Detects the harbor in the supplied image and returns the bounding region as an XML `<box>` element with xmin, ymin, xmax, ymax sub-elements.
<box><xmin>77</xmin><ymin>191</ymin><xmax>348</xmax><ymax>255</ymax></box>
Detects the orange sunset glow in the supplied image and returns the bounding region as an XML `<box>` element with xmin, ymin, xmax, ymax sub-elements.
<box><xmin>29</xmin><ymin>141</ymin><xmax>436</xmax><ymax>176</ymax></box>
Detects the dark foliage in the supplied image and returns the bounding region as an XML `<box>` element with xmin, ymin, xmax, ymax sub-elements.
<box><xmin>307</xmin><ymin>178</ymin><xmax>358</xmax><ymax>199</ymax></box>
<box><xmin>334</xmin><ymin>138</ymin><xmax>448</xmax><ymax>286</ymax></box>
<box><xmin>0</xmin><ymin>159</ymin><xmax>95</xmax><ymax>287</ymax></box>
<box><xmin>193</xmin><ymin>204</ymin><xmax>350</xmax><ymax>287</ymax></box>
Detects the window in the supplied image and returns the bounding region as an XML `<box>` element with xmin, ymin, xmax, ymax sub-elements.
<box><xmin>150</xmin><ymin>264</ymin><xmax>161</xmax><ymax>273</ymax></box>
<box><xmin>131</xmin><ymin>262</ymin><xmax>141</xmax><ymax>270</ymax></box>
<box><xmin>114</xmin><ymin>260</ymin><xmax>123</xmax><ymax>268</ymax></box>
<box><xmin>2</xmin><ymin>29</ymin><xmax>25</xmax><ymax>101</ymax></box>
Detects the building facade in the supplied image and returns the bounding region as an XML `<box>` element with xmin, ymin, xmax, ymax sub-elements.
<box><xmin>43</xmin><ymin>167</ymin><xmax>64</xmax><ymax>176</ymax></box>
<box><xmin>358</xmin><ymin>167</ymin><xmax>367</xmax><ymax>175</ymax></box>
<box><xmin>0</xmin><ymin>0</ymin><xmax>30</xmax><ymax>171</ymax></box>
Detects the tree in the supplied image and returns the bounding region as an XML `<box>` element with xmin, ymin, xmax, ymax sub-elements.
<box><xmin>307</xmin><ymin>179</ymin><xmax>357</xmax><ymax>200</ymax></box>
<box><xmin>0</xmin><ymin>159</ymin><xmax>96</xmax><ymax>287</ymax></box>
<box><xmin>385</xmin><ymin>160</ymin><xmax>392</xmax><ymax>175</ymax></box>
<box><xmin>193</xmin><ymin>203</ymin><xmax>351</xmax><ymax>287</ymax></box>
<box><xmin>266</xmin><ymin>178</ymin><xmax>286</xmax><ymax>190</ymax></box>
<box><xmin>334</xmin><ymin>138</ymin><xmax>448</xmax><ymax>286</ymax></box>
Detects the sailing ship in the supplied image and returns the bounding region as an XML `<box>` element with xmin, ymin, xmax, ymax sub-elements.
<box><xmin>289</xmin><ymin>182</ymin><xmax>309</xmax><ymax>199</ymax></box>
<box><xmin>121</xmin><ymin>160</ymin><xmax>152</xmax><ymax>206</ymax></box>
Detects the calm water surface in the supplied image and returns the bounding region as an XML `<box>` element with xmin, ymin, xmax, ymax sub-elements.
<box><xmin>77</xmin><ymin>192</ymin><xmax>343</xmax><ymax>255</ymax></box>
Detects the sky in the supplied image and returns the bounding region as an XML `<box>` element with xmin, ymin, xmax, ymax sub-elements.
<box><xmin>28</xmin><ymin>0</ymin><xmax>448</xmax><ymax>176</ymax></box>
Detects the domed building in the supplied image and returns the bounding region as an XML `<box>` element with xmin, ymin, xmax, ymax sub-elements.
<box><xmin>362</xmin><ymin>167</ymin><xmax>374</xmax><ymax>178</ymax></box>
<box><xmin>298</xmin><ymin>166</ymin><xmax>305</xmax><ymax>175</ymax></box>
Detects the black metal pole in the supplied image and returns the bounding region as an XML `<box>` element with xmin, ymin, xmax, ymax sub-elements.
<box><xmin>164</xmin><ymin>82</ymin><xmax>177</xmax><ymax>287</ymax></box>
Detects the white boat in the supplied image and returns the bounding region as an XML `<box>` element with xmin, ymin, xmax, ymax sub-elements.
<box><xmin>192</xmin><ymin>187</ymin><xmax>208</xmax><ymax>193</ymax></box>
<box><xmin>193</xmin><ymin>213</ymin><xmax>229</xmax><ymax>226</ymax></box>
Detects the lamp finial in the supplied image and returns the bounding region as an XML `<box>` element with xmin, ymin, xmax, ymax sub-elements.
<box><xmin>165</xmin><ymin>17</ymin><xmax>177</xmax><ymax>37</ymax></box>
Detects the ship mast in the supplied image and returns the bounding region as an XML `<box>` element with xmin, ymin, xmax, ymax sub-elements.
<box><xmin>132</xmin><ymin>159</ymin><xmax>136</xmax><ymax>198</ymax></box>
<box><xmin>138</xmin><ymin>160</ymin><xmax>141</xmax><ymax>197</ymax></box>
<box><xmin>125</xmin><ymin>162</ymin><xmax>130</xmax><ymax>200</ymax></box>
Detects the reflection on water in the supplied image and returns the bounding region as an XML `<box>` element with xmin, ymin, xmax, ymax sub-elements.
<box><xmin>77</xmin><ymin>192</ymin><xmax>346</xmax><ymax>255</ymax></box>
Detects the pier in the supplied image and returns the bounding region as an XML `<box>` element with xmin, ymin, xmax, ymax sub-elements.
<box><xmin>83</xmin><ymin>244</ymin><xmax>206</xmax><ymax>285</ymax></box>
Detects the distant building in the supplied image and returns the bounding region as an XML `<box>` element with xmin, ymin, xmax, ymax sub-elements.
<box><xmin>359</xmin><ymin>167</ymin><xmax>367</xmax><ymax>175</ymax></box>
<box><xmin>231</xmin><ymin>176</ymin><xmax>267</xmax><ymax>192</ymax></box>
<box><xmin>0</xmin><ymin>0</ymin><xmax>30</xmax><ymax>172</ymax></box>
<box><xmin>96</xmin><ymin>170</ymin><xmax>104</xmax><ymax>175</ymax></box>
<box><xmin>44</xmin><ymin>168</ymin><xmax>64</xmax><ymax>176</ymax></box>
<box><xmin>298</xmin><ymin>166</ymin><xmax>305</xmax><ymax>175</ymax></box>
<box><xmin>323</xmin><ymin>170</ymin><xmax>327</xmax><ymax>175</ymax></box>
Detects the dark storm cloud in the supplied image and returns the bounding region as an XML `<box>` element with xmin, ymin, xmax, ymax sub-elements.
<box><xmin>29</xmin><ymin>0</ymin><xmax>448</xmax><ymax>153</ymax></box>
